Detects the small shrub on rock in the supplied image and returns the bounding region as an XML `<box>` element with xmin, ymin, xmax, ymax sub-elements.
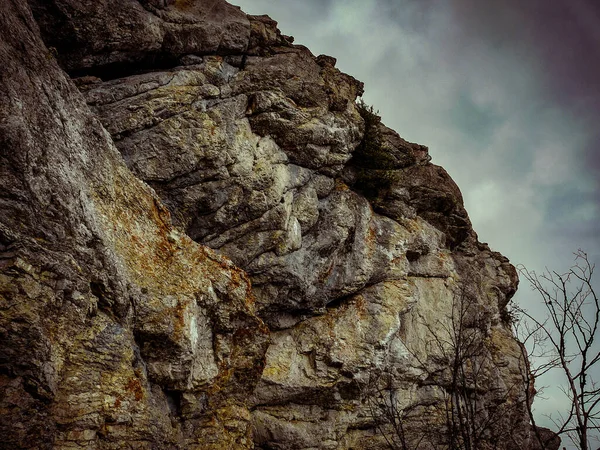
<box><xmin>351</xmin><ymin>100</ymin><xmax>398</xmax><ymax>198</ymax></box>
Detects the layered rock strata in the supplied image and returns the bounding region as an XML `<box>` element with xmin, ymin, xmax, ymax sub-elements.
<box><xmin>0</xmin><ymin>2</ymin><xmax>267</xmax><ymax>448</ymax></box>
<box><xmin>0</xmin><ymin>0</ymin><xmax>545</xmax><ymax>449</ymax></box>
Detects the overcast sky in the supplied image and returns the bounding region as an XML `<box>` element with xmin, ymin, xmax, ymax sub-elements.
<box><xmin>237</xmin><ymin>0</ymin><xmax>600</xmax><ymax>445</ymax></box>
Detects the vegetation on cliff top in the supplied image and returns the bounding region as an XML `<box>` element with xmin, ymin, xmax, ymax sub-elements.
<box><xmin>351</xmin><ymin>99</ymin><xmax>399</xmax><ymax>198</ymax></box>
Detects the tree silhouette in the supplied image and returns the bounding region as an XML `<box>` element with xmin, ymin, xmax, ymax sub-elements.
<box><xmin>515</xmin><ymin>250</ymin><xmax>599</xmax><ymax>450</ymax></box>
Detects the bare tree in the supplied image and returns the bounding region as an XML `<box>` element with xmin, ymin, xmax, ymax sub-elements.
<box><xmin>364</xmin><ymin>370</ymin><xmax>429</xmax><ymax>450</ymax></box>
<box><xmin>514</xmin><ymin>249</ymin><xmax>600</xmax><ymax>450</ymax></box>
<box><xmin>513</xmin><ymin>330</ymin><xmax>562</xmax><ymax>450</ymax></box>
<box><xmin>426</xmin><ymin>290</ymin><xmax>520</xmax><ymax>450</ymax></box>
<box><xmin>367</xmin><ymin>289</ymin><xmax>521</xmax><ymax>450</ymax></box>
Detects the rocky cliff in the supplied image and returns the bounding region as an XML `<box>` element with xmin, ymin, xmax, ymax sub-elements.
<box><xmin>0</xmin><ymin>1</ymin><xmax>545</xmax><ymax>449</ymax></box>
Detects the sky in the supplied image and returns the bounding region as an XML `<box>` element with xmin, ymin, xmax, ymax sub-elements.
<box><xmin>237</xmin><ymin>0</ymin><xmax>600</xmax><ymax>446</ymax></box>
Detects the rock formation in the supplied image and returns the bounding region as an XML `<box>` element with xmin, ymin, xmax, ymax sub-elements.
<box><xmin>0</xmin><ymin>0</ymin><xmax>555</xmax><ymax>449</ymax></box>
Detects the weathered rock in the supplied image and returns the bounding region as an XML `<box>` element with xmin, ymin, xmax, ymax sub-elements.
<box><xmin>80</xmin><ymin>42</ymin><xmax>369</xmax><ymax>324</ymax></box>
<box><xmin>529</xmin><ymin>426</ymin><xmax>562</xmax><ymax>450</ymax></box>
<box><xmin>342</xmin><ymin>121</ymin><xmax>471</xmax><ymax>249</ymax></box>
<box><xmin>80</xmin><ymin>43</ymin><xmax>531</xmax><ymax>450</ymax></box>
<box><xmin>1</xmin><ymin>0</ymin><xmax>553</xmax><ymax>449</ymax></box>
<box><xmin>0</xmin><ymin>2</ymin><xmax>267</xmax><ymax>449</ymax></box>
<box><xmin>28</xmin><ymin>0</ymin><xmax>253</xmax><ymax>74</ymax></box>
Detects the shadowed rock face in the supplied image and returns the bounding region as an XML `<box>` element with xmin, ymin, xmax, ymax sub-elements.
<box><xmin>28</xmin><ymin>0</ymin><xmax>252</xmax><ymax>73</ymax></box>
<box><xmin>0</xmin><ymin>0</ymin><xmax>548</xmax><ymax>449</ymax></box>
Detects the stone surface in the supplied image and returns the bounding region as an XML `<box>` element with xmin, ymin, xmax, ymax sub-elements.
<box><xmin>0</xmin><ymin>2</ymin><xmax>267</xmax><ymax>449</ymax></box>
<box><xmin>0</xmin><ymin>0</ymin><xmax>554</xmax><ymax>449</ymax></box>
<box><xmin>529</xmin><ymin>427</ymin><xmax>562</xmax><ymax>450</ymax></box>
<box><xmin>28</xmin><ymin>0</ymin><xmax>253</xmax><ymax>73</ymax></box>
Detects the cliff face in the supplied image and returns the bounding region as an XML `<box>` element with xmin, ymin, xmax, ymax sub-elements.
<box><xmin>0</xmin><ymin>1</ymin><xmax>539</xmax><ymax>449</ymax></box>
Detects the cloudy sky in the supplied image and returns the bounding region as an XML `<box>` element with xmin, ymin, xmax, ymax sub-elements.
<box><xmin>238</xmin><ymin>0</ymin><xmax>600</xmax><ymax>445</ymax></box>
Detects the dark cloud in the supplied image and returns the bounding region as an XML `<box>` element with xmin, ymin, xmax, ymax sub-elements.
<box><xmin>238</xmin><ymin>0</ymin><xmax>335</xmax><ymax>32</ymax></box>
<box><xmin>372</xmin><ymin>0</ymin><xmax>438</xmax><ymax>31</ymax></box>
<box><xmin>449</xmin><ymin>0</ymin><xmax>600</xmax><ymax>115</ymax></box>
<box><xmin>448</xmin><ymin>92</ymin><xmax>501</xmax><ymax>143</ymax></box>
<box><xmin>545</xmin><ymin>184</ymin><xmax>600</xmax><ymax>256</ymax></box>
<box><xmin>434</xmin><ymin>0</ymin><xmax>600</xmax><ymax>267</ymax></box>
<box><xmin>583</xmin><ymin>134</ymin><xmax>600</xmax><ymax>200</ymax></box>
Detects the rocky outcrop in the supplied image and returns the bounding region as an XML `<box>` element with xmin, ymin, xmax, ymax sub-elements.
<box><xmin>0</xmin><ymin>2</ymin><xmax>267</xmax><ymax>448</ymax></box>
<box><xmin>0</xmin><ymin>0</ymin><xmax>549</xmax><ymax>449</ymax></box>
